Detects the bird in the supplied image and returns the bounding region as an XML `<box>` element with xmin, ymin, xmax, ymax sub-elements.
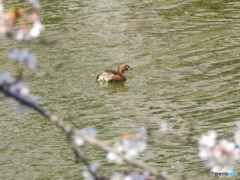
<box><xmin>96</xmin><ymin>64</ymin><xmax>133</xmax><ymax>82</ymax></box>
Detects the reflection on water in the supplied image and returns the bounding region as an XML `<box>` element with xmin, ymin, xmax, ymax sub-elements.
<box><xmin>97</xmin><ymin>82</ymin><xmax>126</xmax><ymax>93</ymax></box>
<box><xmin>0</xmin><ymin>0</ymin><xmax>240</xmax><ymax>179</ymax></box>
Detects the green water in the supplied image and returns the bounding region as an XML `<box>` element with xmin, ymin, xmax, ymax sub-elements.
<box><xmin>0</xmin><ymin>0</ymin><xmax>240</xmax><ymax>179</ymax></box>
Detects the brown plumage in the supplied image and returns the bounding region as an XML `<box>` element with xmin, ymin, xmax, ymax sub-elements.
<box><xmin>96</xmin><ymin>65</ymin><xmax>133</xmax><ymax>82</ymax></box>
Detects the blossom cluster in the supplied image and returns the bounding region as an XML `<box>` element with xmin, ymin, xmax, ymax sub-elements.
<box><xmin>82</xmin><ymin>161</ymin><xmax>151</xmax><ymax>180</ymax></box>
<box><xmin>8</xmin><ymin>48</ymin><xmax>37</xmax><ymax>69</ymax></box>
<box><xmin>0</xmin><ymin>0</ymin><xmax>44</xmax><ymax>41</ymax></box>
<box><xmin>107</xmin><ymin>126</ymin><xmax>148</xmax><ymax>164</ymax></box>
<box><xmin>82</xmin><ymin>161</ymin><xmax>101</xmax><ymax>180</ymax></box>
<box><xmin>0</xmin><ymin>0</ymin><xmax>7</xmax><ymax>36</ymax></box>
<box><xmin>111</xmin><ymin>170</ymin><xmax>150</xmax><ymax>180</ymax></box>
<box><xmin>198</xmin><ymin>125</ymin><xmax>240</xmax><ymax>173</ymax></box>
<box><xmin>234</xmin><ymin>121</ymin><xmax>240</xmax><ymax>147</ymax></box>
<box><xmin>0</xmin><ymin>72</ymin><xmax>39</xmax><ymax>112</ymax></box>
<box><xmin>73</xmin><ymin>127</ymin><xmax>97</xmax><ymax>146</ymax></box>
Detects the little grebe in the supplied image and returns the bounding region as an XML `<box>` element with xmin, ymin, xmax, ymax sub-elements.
<box><xmin>96</xmin><ymin>64</ymin><xmax>133</xmax><ymax>82</ymax></box>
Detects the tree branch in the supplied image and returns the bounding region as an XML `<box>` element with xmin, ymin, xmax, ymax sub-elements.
<box><xmin>0</xmin><ymin>84</ymin><xmax>174</xmax><ymax>180</ymax></box>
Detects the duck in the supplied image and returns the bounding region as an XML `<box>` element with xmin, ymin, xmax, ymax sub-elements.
<box><xmin>96</xmin><ymin>64</ymin><xmax>133</xmax><ymax>82</ymax></box>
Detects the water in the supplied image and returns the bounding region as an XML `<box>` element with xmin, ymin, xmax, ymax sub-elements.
<box><xmin>0</xmin><ymin>0</ymin><xmax>240</xmax><ymax>179</ymax></box>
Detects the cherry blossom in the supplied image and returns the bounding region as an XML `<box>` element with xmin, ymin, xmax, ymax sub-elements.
<box><xmin>16</xmin><ymin>25</ymin><xmax>31</xmax><ymax>41</ymax></box>
<box><xmin>107</xmin><ymin>126</ymin><xmax>148</xmax><ymax>164</ymax></box>
<box><xmin>9</xmin><ymin>82</ymin><xmax>30</xmax><ymax>97</ymax></box>
<box><xmin>0</xmin><ymin>0</ymin><xmax>44</xmax><ymax>40</ymax></box>
<box><xmin>0</xmin><ymin>72</ymin><xmax>15</xmax><ymax>86</ymax></box>
<box><xmin>107</xmin><ymin>152</ymin><xmax>123</xmax><ymax>164</ymax></box>
<box><xmin>0</xmin><ymin>1</ymin><xmax>7</xmax><ymax>37</ymax></box>
<box><xmin>198</xmin><ymin>130</ymin><xmax>217</xmax><ymax>160</ymax></box>
<box><xmin>8</xmin><ymin>48</ymin><xmax>37</xmax><ymax>69</ymax></box>
<box><xmin>234</xmin><ymin>121</ymin><xmax>240</xmax><ymax>147</ymax></box>
<box><xmin>0</xmin><ymin>72</ymin><xmax>39</xmax><ymax>112</ymax></box>
<box><xmin>82</xmin><ymin>161</ymin><xmax>100</xmax><ymax>180</ymax></box>
<box><xmin>73</xmin><ymin>127</ymin><xmax>97</xmax><ymax>146</ymax></box>
<box><xmin>111</xmin><ymin>170</ymin><xmax>150</xmax><ymax>180</ymax></box>
<box><xmin>29</xmin><ymin>21</ymin><xmax>44</xmax><ymax>38</ymax></box>
<box><xmin>28</xmin><ymin>0</ymin><xmax>41</xmax><ymax>11</ymax></box>
<box><xmin>199</xmin><ymin>129</ymin><xmax>240</xmax><ymax>173</ymax></box>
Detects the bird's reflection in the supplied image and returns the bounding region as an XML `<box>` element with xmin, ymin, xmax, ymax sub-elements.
<box><xmin>97</xmin><ymin>81</ymin><xmax>126</xmax><ymax>92</ymax></box>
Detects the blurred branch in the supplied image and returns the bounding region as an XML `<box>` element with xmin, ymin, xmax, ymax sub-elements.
<box><xmin>83</xmin><ymin>136</ymin><xmax>173</xmax><ymax>180</ymax></box>
<box><xmin>67</xmin><ymin>135</ymin><xmax>101</xmax><ymax>180</ymax></box>
<box><xmin>0</xmin><ymin>83</ymin><xmax>174</xmax><ymax>180</ymax></box>
<box><xmin>0</xmin><ymin>83</ymin><xmax>100</xmax><ymax>179</ymax></box>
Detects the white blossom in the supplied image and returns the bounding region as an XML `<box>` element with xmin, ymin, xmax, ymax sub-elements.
<box><xmin>28</xmin><ymin>0</ymin><xmax>41</xmax><ymax>10</ymax></box>
<box><xmin>0</xmin><ymin>1</ymin><xmax>7</xmax><ymax>37</ymax></box>
<box><xmin>0</xmin><ymin>72</ymin><xmax>14</xmax><ymax>85</ymax></box>
<box><xmin>107</xmin><ymin>152</ymin><xmax>123</xmax><ymax>164</ymax></box>
<box><xmin>16</xmin><ymin>26</ymin><xmax>31</xmax><ymax>41</ymax></box>
<box><xmin>8</xmin><ymin>48</ymin><xmax>38</xmax><ymax>69</ymax></box>
<box><xmin>82</xmin><ymin>161</ymin><xmax>100</xmax><ymax>180</ymax></box>
<box><xmin>199</xmin><ymin>130</ymin><xmax>217</xmax><ymax>148</ymax></box>
<box><xmin>234</xmin><ymin>121</ymin><xmax>240</xmax><ymax>147</ymax></box>
<box><xmin>29</xmin><ymin>22</ymin><xmax>44</xmax><ymax>38</ymax></box>
<box><xmin>73</xmin><ymin>127</ymin><xmax>97</xmax><ymax>147</ymax></box>
<box><xmin>73</xmin><ymin>136</ymin><xmax>84</xmax><ymax>146</ymax></box>
<box><xmin>199</xmin><ymin>129</ymin><xmax>240</xmax><ymax>173</ymax></box>
<box><xmin>0</xmin><ymin>72</ymin><xmax>39</xmax><ymax>113</ymax></box>
<box><xmin>107</xmin><ymin>126</ymin><xmax>148</xmax><ymax>164</ymax></box>
<box><xmin>110</xmin><ymin>170</ymin><xmax>149</xmax><ymax>180</ymax></box>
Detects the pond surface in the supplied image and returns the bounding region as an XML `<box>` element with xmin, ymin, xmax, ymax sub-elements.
<box><xmin>0</xmin><ymin>0</ymin><xmax>240</xmax><ymax>179</ymax></box>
